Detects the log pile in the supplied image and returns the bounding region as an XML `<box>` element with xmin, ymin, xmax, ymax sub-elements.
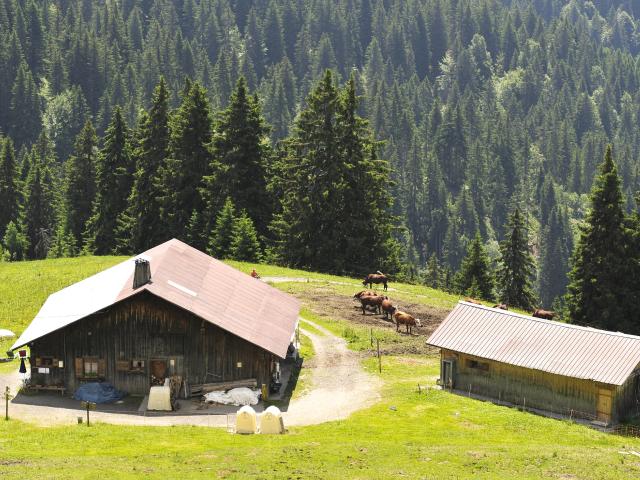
<box><xmin>190</xmin><ymin>378</ymin><xmax>257</xmax><ymax>397</ymax></box>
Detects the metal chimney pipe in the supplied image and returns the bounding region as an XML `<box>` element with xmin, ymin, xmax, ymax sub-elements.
<box><xmin>133</xmin><ymin>259</ymin><xmax>151</xmax><ymax>289</ymax></box>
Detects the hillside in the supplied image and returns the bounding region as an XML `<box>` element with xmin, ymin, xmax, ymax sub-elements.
<box><xmin>0</xmin><ymin>257</ymin><xmax>639</xmax><ymax>478</ymax></box>
<box><xmin>3</xmin><ymin>0</ymin><xmax>640</xmax><ymax>312</ymax></box>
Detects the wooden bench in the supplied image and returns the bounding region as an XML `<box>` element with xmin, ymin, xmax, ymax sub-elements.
<box><xmin>27</xmin><ymin>385</ymin><xmax>66</xmax><ymax>396</ymax></box>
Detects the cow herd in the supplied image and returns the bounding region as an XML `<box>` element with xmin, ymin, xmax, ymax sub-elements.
<box><xmin>353</xmin><ymin>289</ymin><xmax>422</xmax><ymax>335</ymax></box>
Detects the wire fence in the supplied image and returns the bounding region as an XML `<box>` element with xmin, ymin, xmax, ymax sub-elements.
<box><xmin>436</xmin><ymin>383</ymin><xmax>640</xmax><ymax>438</ymax></box>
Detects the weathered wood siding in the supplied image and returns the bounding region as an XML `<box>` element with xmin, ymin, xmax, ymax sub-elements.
<box><xmin>29</xmin><ymin>292</ymin><xmax>275</xmax><ymax>395</ymax></box>
<box><xmin>613</xmin><ymin>372</ymin><xmax>640</xmax><ymax>422</ymax></box>
<box><xmin>441</xmin><ymin>349</ymin><xmax>615</xmax><ymax>419</ymax></box>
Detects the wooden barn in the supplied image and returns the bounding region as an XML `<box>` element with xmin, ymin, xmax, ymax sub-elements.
<box><xmin>11</xmin><ymin>239</ymin><xmax>300</xmax><ymax>397</ymax></box>
<box><xmin>427</xmin><ymin>301</ymin><xmax>640</xmax><ymax>425</ymax></box>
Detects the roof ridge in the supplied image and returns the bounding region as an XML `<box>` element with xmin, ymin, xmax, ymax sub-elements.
<box><xmin>458</xmin><ymin>301</ymin><xmax>640</xmax><ymax>341</ymax></box>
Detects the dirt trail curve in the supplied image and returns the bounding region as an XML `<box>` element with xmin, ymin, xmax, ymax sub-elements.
<box><xmin>285</xmin><ymin>318</ymin><xmax>382</xmax><ymax>425</ymax></box>
<box><xmin>0</xmin><ymin>319</ymin><xmax>381</xmax><ymax>428</ymax></box>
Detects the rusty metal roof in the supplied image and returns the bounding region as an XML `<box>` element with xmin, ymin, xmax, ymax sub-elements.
<box><xmin>12</xmin><ymin>239</ymin><xmax>300</xmax><ymax>358</ymax></box>
<box><xmin>427</xmin><ymin>301</ymin><xmax>640</xmax><ymax>386</ymax></box>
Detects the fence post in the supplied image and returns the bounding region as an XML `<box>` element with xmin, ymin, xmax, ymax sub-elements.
<box><xmin>377</xmin><ymin>339</ymin><xmax>381</xmax><ymax>373</ymax></box>
<box><xmin>4</xmin><ymin>386</ymin><xmax>11</xmax><ymax>421</ymax></box>
<box><xmin>370</xmin><ymin>328</ymin><xmax>373</xmax><ymax>347</ymax></box>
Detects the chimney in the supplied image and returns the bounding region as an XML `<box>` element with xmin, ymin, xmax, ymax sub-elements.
<box><xmin>133</xmin><ymin>258</ymin><xmax>151</xmax><ymax>289</ymax></box>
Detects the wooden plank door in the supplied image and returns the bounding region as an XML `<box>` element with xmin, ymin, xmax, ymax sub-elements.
<box><xmin>442</xmin><ymin>360</ymin><xmax>454</xmax><ymax>389</ymax></box>
<box><xmin>597</xmin><ymin>388</ymin><xmax>612</xmax><ymax>423</ymax></box>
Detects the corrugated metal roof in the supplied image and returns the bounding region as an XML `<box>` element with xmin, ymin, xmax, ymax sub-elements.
<box><xmin>426</xmin><ymin>301</ymin><xmax>640</xmax><ymax>386</ymax></box>
<box><xmin>12</xmin><ymin>239</ymin><xmax>300</xmax><ymax>358</ymax></box>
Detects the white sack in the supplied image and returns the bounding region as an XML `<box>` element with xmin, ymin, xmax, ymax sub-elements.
<box><xmin>204</xmin><ymin>387</ymin><xmax>260</xmax><ymax>406</ymax></box>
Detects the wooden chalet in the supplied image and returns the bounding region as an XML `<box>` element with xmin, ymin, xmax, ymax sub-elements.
<box><xmin>427</xmin><ymin>302</ymin><xmax>640</xmax><ymax>425</ymax></box>
<box><xmin>11</xmin><ymin>239</ymin><xmax>300</xmax><ymax>396</ymax></box>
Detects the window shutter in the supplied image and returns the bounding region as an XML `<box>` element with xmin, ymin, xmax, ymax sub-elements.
<box><xmin>98</xmin><ymin>358</ymin><xmax>106</xmax><ymax>377</ymax></box>
<box><xmin>74</xmin><ymin>358</ymin><xmax>83</xmax><ymax>378</ymax></box>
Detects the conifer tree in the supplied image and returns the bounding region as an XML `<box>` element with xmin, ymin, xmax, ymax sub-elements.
<box><xmin>423</xmin><ymin>253</ymin><xmax>441</xmax><ymax>289</ymax></box>
<box><xmin>208</xmin><ymin>197</ymin><xmax>236</xmax><ymax>259</ymax></box>
<box><xmin>84</xmin><ymin>108</ymin><xmax>132</xmax><ymax>254</ymax></box>
<box><xmin>63</xmin><ymin>120</ymin><xmax>97</xmax><ymax>249</ymax></box>
<box><xmin>496</xmin><ymin>207</ymin><xmax>537</xmax><ymax>310</ymax></box>
<box><xmin>567</xmin><ymin>146</ymin><xmax>634</xmax><ymax>332</ymax></box>
<box><xmin>0</xmin><ymin>138</ymin><xmax>19</xmax><ymax>238</ymax></box>
<box><xmin>48</xmin><ymin>224</ymin><xmax>76</xmax><ymax>258</ymax></box>
<box><xmin>117</xmin><ymin>78</ymin><xmax>170</xmax><ymax>253</ymax></box>
<box><xmin>23</xmin><ymin>153</ymin><xmax>55</xmax><ymax>259</ymax></box>
<box><xmin>158</xmin><ymin>81</ymin><xmax>212</xmax><ymax>247</ymax></box>
<box><xmin>456</xmin><ymin>232</ymin><xmax>494</xmax><ymax>301</ymax></box>
<box><xmin>271</xmin><ymin>71</ymin><xmax>397</xmax><ymax>274</ymax></box>
<box><xmin>2</xmin><ymin>221</ymin><xmax>27</xmax><ymax>261</ymax></box>
<box><xmin>229</xmin><ymin>211</ymin><xmax>262</xmax><ymax>262</ymax></box>
<box><xmin>10</xmin><ymin>63</ymin><xmax>41</xmax><ymax>147</ymax></box>
<box><xmin>205</xmin><ymin>78</ymin><xmax>272</xmax><ymax>235</ymax></box>
<box><xmin>538</xmin><ymin>206</ymin><xmax>572</xmax><ymax>308</ymax></box>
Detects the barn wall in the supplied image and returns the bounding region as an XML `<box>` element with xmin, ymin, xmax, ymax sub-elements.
<box><xmin>441</xmin><ymin>349</ymin><xmax>613</xmax><ymax>419</ymax></box>
<box><xmin>29</xmin><ymin>292</ymin><xmax>275</xmax><ymax>395</ymax></box>
<box><xmin>613</xmin><ymin>372</ymin><xmax>640</xmax><ymax>422</ymax></box>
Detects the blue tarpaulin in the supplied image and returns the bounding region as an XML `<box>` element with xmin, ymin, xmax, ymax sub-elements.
<box><xmin>73</xmin><ymin>382</ymin><xmax>126</xmax><ymax>404</ymax></box>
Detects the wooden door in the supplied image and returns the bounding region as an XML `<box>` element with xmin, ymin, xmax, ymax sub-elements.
<box><xmin>596</xmin><ymin>388</ymin><xmax>612</xmax><ymax>423</ymax></box>
<box><xmin>442</xmin><ymin>360</ymin><xmax>454</xmax><ymax>389</ymax></box>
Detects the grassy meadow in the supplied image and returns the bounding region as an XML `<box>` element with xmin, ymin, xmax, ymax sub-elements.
<box><xmin>0</xmin><ymin>355</ymin><xmax>638</xmax><ymax>479</ymax></box>
<box><xmin>0</xmin><ymin>256</ymin><xmax>638</xmax><ymax>478</ymax></box>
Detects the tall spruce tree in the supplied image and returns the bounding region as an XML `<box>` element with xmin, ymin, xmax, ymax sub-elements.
<box><xmin>23</xmin><ymin>152</ymin><xmax>55</xmax><ymax>259</ymax></box>
<box><xmin>158</xmin><ymin>81</ymin><xmax>212</xmax><ymax>248</ymax></box>
<box><xmin>84</xmin><ymin>108</ymin><xmax>132</xmax><ymax>254</ymax></box>
<box><xmin>0</xmin><ymin>138</ymin><xmax>19</xmax><ymax>238</ymax></box>
<box><xmin>271</xmin><ymin>71</ymin><xmax>397</xmax><ymax>274</ymax></box>
<box><xmin>567</xmin><ymin>146</ymin><xmax>635</xmax><ymax>332</ymax></box>
<box><xmin>117</xmin><ymin>78</ymin><xmax>170</xmax><ymax>253</ymax></box>
<box><xmin>538</xmin><ymin>206</ymin><xmax>572</xmax><ymax>308</ymax></box>
<box><xmin>205</xmin><ymin>78</ymin><xmax>272</xmax><ymax>235</ymax></box>
<box><xmin>496</xmin><ymin>207</ymin><xmax>537</xmax><ymax>310</ymax></box>
<box><xmin>63</xmin><ymin>120</ymin><xmax>97</xmax><ymax>249</ymax></box>
<box><xmin>456</xmin><ymin>232</ymin><xmax>494</xmax><ymax>301</ymax></box>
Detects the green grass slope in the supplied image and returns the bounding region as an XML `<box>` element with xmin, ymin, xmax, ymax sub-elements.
<box><xmin>1</xmin><ymin>257</ymin><xmax>637</xmax><ymax>479</ymax></box>
<box><xmin>0</xmin><ymin>356</ymin><xmax>637</xmax><ymax>479</ymax></box>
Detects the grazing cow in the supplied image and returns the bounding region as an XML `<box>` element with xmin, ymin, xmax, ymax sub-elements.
<box><xmin>353</xmin><ymin>290</ymin><xmax>377</xmax><ymax>300</ymax></box>
<box><xmin>493</xmin><ymin>304</ymin><xmax>508</xmax><ymax>310</ymax></box>
<box><xmin>363</xmin><ymin>272</ymin><xmax>389</xmax><ymax>291</ymax></box>
<box><xmin>359</xmin><ymin>295</ymin><xmax>387</xmax><ymax>315</ymax></box>
<box><xmin>392</xmin><ymin>310</ymin><xmax>422</xmax><ymax>334</ymax></box>
<box><xmin>381</xmin><ymin>299</ymin><xmax>397</xmax><ymax>320</ymax></box>
<box><xmin>464</xmin><ymin>297</ymin><xmax>482</xmax><ymax>305</ymax></box>
<box><xmin>532</xmin><ymin>309</ymin><xmax>555</xmax><ymax>320</ymax></box>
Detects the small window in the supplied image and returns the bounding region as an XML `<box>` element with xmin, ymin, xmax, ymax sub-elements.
<box><xmin>84</xmin><ymin>359</ymin><xmax>98</xmax><ymax>376</ymax></box>
<box><xmin>467</xmin><ymin>359</ymin><xmax>489</xmax><ymax>371</ymax></box>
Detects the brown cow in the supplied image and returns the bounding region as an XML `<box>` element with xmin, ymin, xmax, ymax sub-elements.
<box><xmin>363</xmin><ymin>273</ymin><xmax>389</xmax><ymax>291</ymax></box>
<box><xmin>392</xmin><ymin>310</ymin><xmax>422</xmax><ymax>334</ymax></box>
<box><xmin>493</xmin><ymin>304</ymin><xmax>508</xmax><ymax>310</ymax></box>
<box><xmin>359</xmin><ymin>295</ymin><xmax>387</xmax><ymax>315</ymax></box>
<box><xmin>353</xmin><ymin>290</ymin><xmax>377</xmax><ymax>300</ymax></box>
<box><xmin>532</xmin><ymin>309</ymin><xmax>555</xmax><ymax>320</ymax></box>
<box><xmin>381</xmin><ymin>299</ymin><xmax>397</xmax><ymax>320</ymax></box>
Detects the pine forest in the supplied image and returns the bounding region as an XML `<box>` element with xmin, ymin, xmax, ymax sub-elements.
<box><xmin>1</xmin><ymin>0</ymin><xmax>640</xmax><ymax>332</ymax></box>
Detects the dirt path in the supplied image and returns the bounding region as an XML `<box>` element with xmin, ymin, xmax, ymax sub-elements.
<box><xmin>284</xmin><ymin>318</ymin><xmax>382</xmax><ymax>425</ymax></box>
<box><xmin>0</xmin><ymin>319</ymin><xmax>381</xmax><ymax>428</ymax></box>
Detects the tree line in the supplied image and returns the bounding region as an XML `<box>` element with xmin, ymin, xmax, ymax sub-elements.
<box><xmin>0</xmin><ymin>72</ymin><xmax>397</xmax><ymax>277</ymax></box>
<box><xmin>1</xmin><ymin>0</ymin><xmax>640</xmax><ymax>331</ymax></box>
